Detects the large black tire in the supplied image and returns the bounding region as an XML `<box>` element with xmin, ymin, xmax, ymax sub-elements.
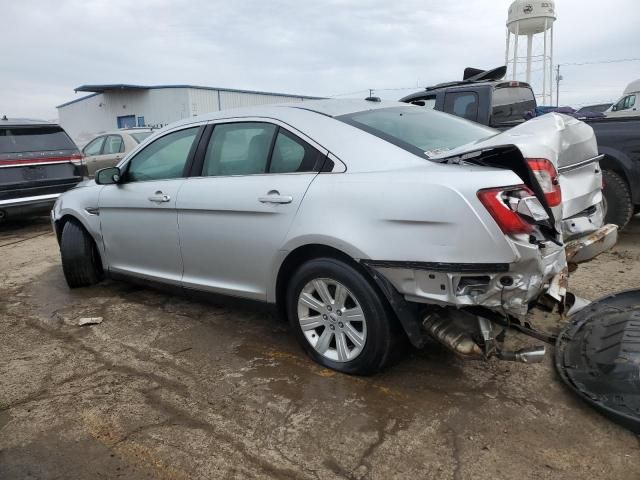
<box><xmin>60</xmin><ymin>220</ymin><xmax>103</xmax><ymax>288</ymax></box>
<box><xmin>286</xmin><ymin>257</ymin><xmax>394</xmax><ymax>375</ymax></box>
<box><xmin>602</xmin><ymin>169</ymin><xmax>634</xmax><ymax>228</ymax></box>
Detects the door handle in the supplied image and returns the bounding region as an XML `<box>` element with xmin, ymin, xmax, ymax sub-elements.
<box><xmin>259</xmin><ymin>190</ymin><xmax>293</xmax><ymax>204</ymax></box>
<box><xmin>148</xmin><ymin>191</ymin><xmax>171</xmax><ymax>203</ymax></box>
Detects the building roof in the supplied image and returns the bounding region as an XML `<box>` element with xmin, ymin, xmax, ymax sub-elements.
<box><xmin>57</xmin><ymin>84</ymin><xmax>324</xmax><ymax>108</ymax></box>
<box><xmin>0</xmin><ymin>117</ymin><xmax>58</xmax><ymax>126</ymax></box>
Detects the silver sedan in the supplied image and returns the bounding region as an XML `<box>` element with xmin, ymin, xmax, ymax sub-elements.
<box><xmin>51</xmin><ymin>99</ymin><xmax>614</xmax><ymax>374</ymax></box>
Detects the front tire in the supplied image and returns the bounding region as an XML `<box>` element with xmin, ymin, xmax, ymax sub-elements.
<box><xmin>60</xmin><ymin>220</ymin><xmax>102</xmax><ymax>288</ymax></box>
<box><xmin>602</xmin><ymin>169</ymin><xmax>633</xmax><ymax>228</ymax></box>
<box><xmin>286</xmin><ymin>257</ymin><xmax>394</xmax><ymax>375</ymax></box>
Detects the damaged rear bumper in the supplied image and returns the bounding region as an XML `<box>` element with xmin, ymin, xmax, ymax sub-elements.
<box><xmin>565</xmin><ymin>223</ymin><xmax>618</xmax><ymax>263</ymax></box>
<box><xmin>362</xmin><ymin>238</ymin><xmax>565</xmax><ymax>318</ymax></box>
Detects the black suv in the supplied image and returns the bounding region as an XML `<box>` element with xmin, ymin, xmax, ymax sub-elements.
<box><xmin>0</xmin><ymin>117</ymin><xmax>85</xmax><ymax>220</ymax></box>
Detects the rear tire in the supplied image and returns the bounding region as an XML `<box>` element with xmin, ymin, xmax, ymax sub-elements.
<box><xmin>60</xmin><ymin>220</ymin><xmax>102</xmax><ymax>288</ymax></box>
<box><xmin>286</xmin><ymin>257</ymin><xmax>394</xmax><ymax>375</ymax></box>
<box><xmin>602</xmin><ymin>169</ymin><xmax>633</xmax><ymax>228</ymax></box>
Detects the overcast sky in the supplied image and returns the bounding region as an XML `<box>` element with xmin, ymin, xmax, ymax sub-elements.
<box><xmin>2</xmin><ymin>0</ymin><xmax>639</xmax><ymax>119</ymax></box>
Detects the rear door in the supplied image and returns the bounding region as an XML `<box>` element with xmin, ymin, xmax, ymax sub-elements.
<box><xmin>98</xmin><ymin>126</ymin><xmax>201</xmax><ymax>284</ymax></box>
<box><xmin>177</xmin><ymin>120</ymin><xmax>324</xmax><ymax>300</ymax></box>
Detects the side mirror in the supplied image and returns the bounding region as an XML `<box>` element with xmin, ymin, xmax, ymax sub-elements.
<box><xmin>612</xmin><ymin>105</ymin><xmax>618</xmax><ymax>111</ymax></box>
<box><xmin>95</xmin><ymin>166</ymin><xmax>121</xmax><ymax>185</ymax></box>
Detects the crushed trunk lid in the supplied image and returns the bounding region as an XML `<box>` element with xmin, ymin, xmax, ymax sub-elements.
<box><xmin>555</xmin><ymin>289</ymin><xmax>640</xmax><ymax>434</ymax></box>
<box><xmin>434</xmin><ymin>113</ymin><xmax>603</xmax><ymax>228</ymax></box>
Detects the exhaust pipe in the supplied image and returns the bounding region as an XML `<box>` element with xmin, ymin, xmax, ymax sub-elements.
<box><xmin>498</xmin><ymin>346</ymin><xmax>546</xmax><ymax>363</ymax></box>
<box><xmin>423</xmin><ymin>311</ymin><xmax>483</xmax><ymax>357</ymax></box>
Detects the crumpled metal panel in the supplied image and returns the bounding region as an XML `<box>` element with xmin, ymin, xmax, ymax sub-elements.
<box><xmin>555</xmin><ymin>289</ymin><xmax>640</xmax><ymax>433</ymax></box>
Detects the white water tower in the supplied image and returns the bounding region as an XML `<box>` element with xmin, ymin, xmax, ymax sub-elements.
<box><xmin>505</xmin><ymin>0</ymin><xmax>556</xmax><ymax>105</ymax></box>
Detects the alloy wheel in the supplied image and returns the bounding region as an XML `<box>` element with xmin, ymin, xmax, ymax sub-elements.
<box><xmin>297</xmin><ymin>278</ymin><xmax>367</xmax><ymax>362</ymax></box>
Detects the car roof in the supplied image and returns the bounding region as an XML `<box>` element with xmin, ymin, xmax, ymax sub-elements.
<box><xmin>0</xmin><ymin>117</ymin><xmax>60</xmax><ymax>127</ymax></box>
<box><xmin>165</xmin><ymin>98</ymin><xmax>410</xmax><ymax>131</ymax></box>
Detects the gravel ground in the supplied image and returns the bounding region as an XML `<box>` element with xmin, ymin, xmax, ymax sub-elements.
<box><xmin>1</xmin><ymin>216</ymin><xmax>639</xmax><ymax>479</ymax></box>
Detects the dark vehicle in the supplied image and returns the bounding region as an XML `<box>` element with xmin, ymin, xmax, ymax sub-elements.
<box><xmin>577</xmin><ymin>103</ymin><xmax>613</xmax><ymax>114</ymax></box>
<box><xmin>0</xmin><ymin>118</ymin><xmax>85</xmax><ymax>221</ymax></box>
<box><xmin>400</xmin><ymin>67</ymin><xmax>640</xmax><ymax>227</ymax></box>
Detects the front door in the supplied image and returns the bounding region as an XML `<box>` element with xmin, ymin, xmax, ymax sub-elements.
<box><xmin>86</xmin><ymin>134</ymin><xmax>126</xmax><ymax>176</ymax></box>
<box><xmin>98</xmin><ymin>126</ymin><xmax>200</xmax><ymax>284</ymax></box>
<box><xmin>178</xmin><ymin>122</ymin><xmax>323</xmax><ymax>299</ymax></box>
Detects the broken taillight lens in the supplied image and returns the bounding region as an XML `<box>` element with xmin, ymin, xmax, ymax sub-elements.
<box><xmin>526</xmin><ymin>158</ymin><xmax>561</xmax><ymax>207</ymax></box>
<box><xmin>477</xmin><ymin>186</ymin><xmax>534</xmax><ymax>235</ymax></box>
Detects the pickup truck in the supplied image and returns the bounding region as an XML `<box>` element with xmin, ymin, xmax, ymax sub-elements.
<box><xmin>0</xmin><ymin>118</ymin><xmax>85</xmax><ymax>221</ymax></box>
<box><xmin>400</xmin><ymin>69</ymin><xmax>640</xmax><ymax>227</ymax></box>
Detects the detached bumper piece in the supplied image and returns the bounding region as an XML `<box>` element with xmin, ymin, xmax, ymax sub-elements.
<box><xmin>555</xmin><ymin>289</ymin><xmax>640</xmax><ymax>434</ymax></box>
<box><xmin>564</xmin><ymin>223</ymin><xmax>618</xmax><ymax>264</ymax></box>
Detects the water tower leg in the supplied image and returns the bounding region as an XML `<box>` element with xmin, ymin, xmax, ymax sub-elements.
<box><xmin>550</xmin><ymin>24</ymin><xmax>554</xmax><ymax>106</ymax></box>
<box><xmin>505</xmin><ymin>29</ymin><xmax>510</xmax><ymax>72</ymax></box>
<box><xmin>526</xmin><ymin>34</ymin><xmax>533</xmax><ymax>84</ymax></box>
<box><xmin>542</xmin><ymin>19</ymin><xmax>548</xmax><ymax>105</ymax></box>
<box><xmin>513</xmin><ymin>22</ymin><xmax>519</xmax><ymax>79</ymax></box>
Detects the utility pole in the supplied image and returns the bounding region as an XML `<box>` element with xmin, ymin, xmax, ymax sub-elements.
<box><xmin>555</xmin><ymin>64</ymin><xmax>562</xmax><ymax>107</ymax></box>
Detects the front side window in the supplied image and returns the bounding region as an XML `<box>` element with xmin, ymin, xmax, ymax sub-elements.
<box><xmin>444</xmin><ymin>92</ymin><xmax>478</xmax><ymax>121</ymax></box>
<box><xmin>103</xmin><ymin>135</ymin><xmax>124</xmax><ymax>154</ymax></box>
<box><xmin>83</xmin><ymin>136</ymin><xmax>105</xmax><ymax>156</ymax></box>
<box><xmin>202</xmin><ymin>122</ymin><xmax>276</xmax><ymax>176</ymax></box>
<box><xmin>338</xmin><ymin>106</ymin><xmax>496</xmax><ymax>158</ymax></box>
<box><xmin>125</xmin><ymin>127</ymin><xmax>198</xmax><ymax>182</ymax></box>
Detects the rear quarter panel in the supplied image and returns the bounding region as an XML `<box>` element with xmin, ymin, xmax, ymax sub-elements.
<box><xmin>275</xmin><ymin>163</ymin><xmax>526</xmax><ymax>297</ymax></box>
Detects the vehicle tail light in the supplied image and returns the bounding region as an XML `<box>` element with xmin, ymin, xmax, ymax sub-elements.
<box><xmin>526</xmin><ymin>158</ymin><xmax>561</xmax><ymax>207</ymax></box>
<box><xmin>477</xmin><ymin>186</ymin><xmax>533</xmax><ymax>235</ymax></box>
<box><xmin>69</xmin><ymin>153</ymin><xmax>85</xmax><ymax>166</ymax></box>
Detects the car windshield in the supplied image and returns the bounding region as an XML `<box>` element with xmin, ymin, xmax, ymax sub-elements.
<box><xmin>338</xmin><ymin>106</ymin><xmax>497</xmax><ymax>158</ymax></box>
<box><xmin>130</xmin><ymin>131</ymin><xmax>152</xmax><ymax>143</ymax></box>
<box><xmin>0</xmin><ymin>126</ymin><xmax>77</xmax><ymax>154</ymax></box>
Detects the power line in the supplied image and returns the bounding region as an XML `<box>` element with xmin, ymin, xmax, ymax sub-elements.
<box><xmin>560</xmin><ymin>57</ymin><xmax>640</xmax><ymax>66</ymax></box>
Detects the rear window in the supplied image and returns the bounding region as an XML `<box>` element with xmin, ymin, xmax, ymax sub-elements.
<box><xmin>0</xmin><ymin>126</ymin><xmax>77</xmax><ymax>154</ymax></box>
<box><xmin>131</xmin><ymin>131</ymin><xmax>152</xmax><ymax>143</ymax></box>
<box><xmin>491</xmin><ymin>86</ymin><xmax>536</xmax><ymax>125</ymax></box>
<box><xmin>338</xmin><ymin>106</ymin><xmax>496</xmax><ymax>158</ymax></box>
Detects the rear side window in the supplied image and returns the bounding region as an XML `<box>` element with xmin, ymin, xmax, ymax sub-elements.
<box><xmin>202</xmin><ymin>123</ymin><xmax>276</xmax><ymax>176</ymax></box>
<box><xmin>126</xmin><ymin>127</ymin><xmax>198</xmax><ymax>182</ymax></box>
<box><xmin>491</xmin><ymin>86</ymin><xmax>536</xmax><ymax>124</ymax></box>
<box><xmin>0</xmin><ymin>126</ymin><xmax>77</xmax><ymax>154</ymax></box>
<box><xmin>269</xmin><ymin>130</ymin><xmax>320</xmax><ymax>173</ymax></box>
<box><xmin>444</xmin><ymin>92</ymin><xmax>478</xmax><ymax>121</ymax></box>
<box><xmin>131</xmin><ymin>132</ymin><xmax>152</xmax><ymax>143</ymax></box>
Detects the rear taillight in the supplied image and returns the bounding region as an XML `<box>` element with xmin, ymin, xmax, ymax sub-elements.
<box><xmin>477</xmin><ymin>186</ymin><xmax>534</xmax><ymax>235</ymax></box>
<box><xmin>526</xmin><ymin>158</ymin><xmax>561</xmax><ymax>207</ymax></box>
<box><xmin>69</xmin><ymin>153</ymin><xmax>85</xmax><ymax>166</ymax></box>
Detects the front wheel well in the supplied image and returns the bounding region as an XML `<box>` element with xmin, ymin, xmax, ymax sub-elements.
<box><xmin>55</xmin><ymin>214</ymin><xmax>104</xmax><ymax>274</ymax></box>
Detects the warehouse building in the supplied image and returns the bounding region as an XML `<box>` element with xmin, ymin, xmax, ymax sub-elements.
<box><xmin>57</xmin><ymin>84</ymin><xmax>322</xmax><ymax>145</ymax></box>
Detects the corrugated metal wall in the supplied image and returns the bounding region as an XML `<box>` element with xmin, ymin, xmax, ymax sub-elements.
<box><xmin>58</xmin><ymin>87</ymin><xmax>310</xmax><ymax>146</ymax></box>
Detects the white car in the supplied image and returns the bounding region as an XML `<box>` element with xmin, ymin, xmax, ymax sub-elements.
<box><xmin>82</xmin><ymin>128</ymin><xmax>154</xmax><ymax>176</ymax></box>
<box><xmin>52</xmin><ymin>100</ymin><xmax>615</xmax><ymax>374</ymax></box>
